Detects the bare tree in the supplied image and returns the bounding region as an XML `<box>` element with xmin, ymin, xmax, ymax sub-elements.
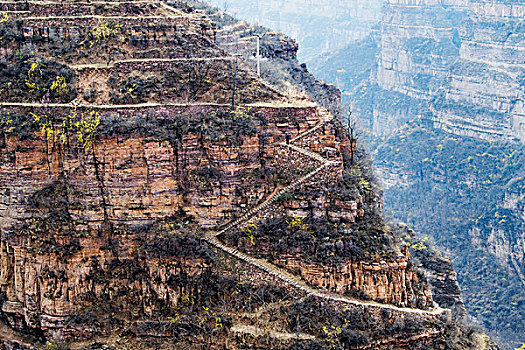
<box><xmin>343</xmin><ymin>106</ymin><xmax>361</xmax><ymax>165</ymax></box>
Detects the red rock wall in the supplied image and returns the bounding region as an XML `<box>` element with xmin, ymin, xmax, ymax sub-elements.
<box><xmin>0</xmin><ymin>105</ymin><xmax>323</xmax><ymax>230</ymax></box>
<box><xmin>274</xmin><ymin>257</ymin><xmax>433</xmax><ymax>308</ymax></box>
<box><xmin>0</xmin><ymin>236</ymin><xmax>208</xmax><ymax>337</ymax></box>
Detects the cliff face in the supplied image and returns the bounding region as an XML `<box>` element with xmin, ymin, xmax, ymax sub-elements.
<box><xmin>0</xmin><ymin>1</ymin><xmax>495</xmax><ymax>349</ymax></box>
<box><xmin>311</xmin><ymin>0</ymin><xmax>524</xmax><ymax>143</ymax></box>
<box><xmin>372</xmin><ymin>0</ymin><xmax>525</xmax><ymax>140</ymax></box>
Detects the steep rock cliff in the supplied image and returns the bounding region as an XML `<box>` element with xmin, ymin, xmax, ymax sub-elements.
<box><xmin>0</xmin><ymin>1</ymin><xmax>495</xmax><ymax>349</ymax></box>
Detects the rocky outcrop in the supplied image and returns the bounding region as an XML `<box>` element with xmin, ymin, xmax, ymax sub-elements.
<box><xmin>184</xmin><ymin>1</ymin><xmax>343</xmax><ymax>113</ymax></box>
<box><xmin>0</xmin><ymin>236</ymin><xmax>210</xmax><ymax>338</ymax></box>
<box><xmin>273</xmin><ymin>255</ymin><xmax>434</xmax><ymax>308</ymax></box>
<box><xmin>0</xmin><ymin>104</ymin><xmax>326</xmax><ymax>230</ymax></box>
<box><xmin>210</xmin><ymin>0</ymin><xmax>521</xmax><ymax>348</ymax></box>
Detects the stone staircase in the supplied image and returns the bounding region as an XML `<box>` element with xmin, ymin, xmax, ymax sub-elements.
<box><xmin>215</xmin><ymin>115</ymin><xmax>338</xmax><ymax>235</ymax></box>
<box><xmin>290</xmin><ymin>108</ymin><xmax>332</xmax><ymax>143</ymax></box>
<box><xmin>215</xmin><ymin>159</ymin><xmax>333</xmax><ymax>236</ymax></box>
<box><xmin>205</xmin><ymin>113</ymin><xmax>448</xmax><ymax>316</ymax></box>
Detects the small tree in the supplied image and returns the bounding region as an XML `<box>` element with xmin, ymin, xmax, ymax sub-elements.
<box><xmin>344</xmin><ymin>107</ymin><xmax>361</xmax><ymax>165</ymax></box>
<box><xmin>0</xmin><ymin>12</ymin><xmax>8</xmax><ymax>23</ymax></box>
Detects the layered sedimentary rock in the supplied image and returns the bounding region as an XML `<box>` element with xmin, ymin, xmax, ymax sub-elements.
<box><xmin>371</xmin><ymin>0</ymin><xmax>525</xmax><ymax>141</ymax></box>
<box><xmin>0</xmin><ymin>236</ymin><xmax>210</xmax><ymax>338</ymax></box>
<box><xmin>273</xmin><ymin>255</ymin><xmax>435</xmax><ymax>308</ymax></box>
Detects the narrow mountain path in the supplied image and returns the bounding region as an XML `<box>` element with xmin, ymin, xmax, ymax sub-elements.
<box><xmin>205</xmin><ymin>113</ymin><xmax>449</xmax><ymax>316</ymax></box>
<box><xmin>70</xmin><ymin>57</ymin><xmax>236</xmax><ymax>70</ymax></box>
<box><xmin>230</xmin><ymin>324</ymin><xmax>316</xmax><ymax>341</ymax></box>
<box><xmin>205</xmin><ymin>235</ymin><xmax>445</xmax><ymax>315</ymax></box>
<box><xmin>0</xmin><ymin>101</ymin><xmax>316</xmax><ymax>109</ymax></box>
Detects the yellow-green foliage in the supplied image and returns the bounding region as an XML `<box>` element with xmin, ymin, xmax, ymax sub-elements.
<box><xmin>74</xmin><ymin>109</ymin><xmax>100</xmax><ymax>149</ymax></box>
<box><xmin>231</xmin><ymin>282</ymin><xmax>244</xmax><ymax>296</ymax></box>
<box><xmin>243</xmin><ymin>223</ymin><xmax>259</xmax><ymax>245</ymax></box>
<box><xmin>50</xmin><ymin>75</ymin><xmax>70</xmax><ymax>98</ymax></box>
<box><xmin>42</xmin><ymin>343</ymin><xmax>59</xmax><ymax>350</ymax></box>
<box><xmin>0</xmin><ymin>12</ymin><xmax>8</xmax><ymax>23</ymax></box>
<box><xmin>31</xmin><ymin>112</ymin><xmax>53</xmax><ymax>140</ymax></box>
<box><xmin>200</xmin><ymin>306</ymin><xmax>224</xmax><ymax>331</ymax></box>
<box><xmin>89</xmin><ymin>21</ymin><xmax>121</xmax><ymax>47</ymax></box>
<box><xmin>322</xmin><ymin>324</ymin><xmax>342</xmax><ymax>348</ymax></box>
<box><xmin>286</xmin><ymin>215</ymin><xmax>308</xmax><ymax>231</ymax></box>
<box><xmin>0</xmin><ymin>114</ymin><xmax>14</xmax><ymax>133</ymax></box>
<box><xmin>119</xmin><ymin>83</ymin><xmax>137</xmax><ymax>98</ymax></box>
<box><xmin>180</xmin><ymin>293</ymin><xmax>195</xmax><ymax>306</ymax></box>
<box><xmin>0</xmin><ymin>81</ymin><xmax>12</xmax><ymax>95</ymax></box>
<box><xmin>165</xmin><ymin>293</ymin><xmax>195</xmax><ymax>331</ymax></box>
<box><xmin>231</xmin><ymin>106</ymin><xmax>252</xmax><ymax>119</ymax></box>
<box><xmin>410</xmin><ymin>240</ymin><xmax>427</xmax><ymax>251</ymax></box>
<box><xmin>31</xmin><ymin>107</ymin><xmax>100</xmax><ymax>149</ymax></box>
<box><xmin>25</xmin><ymin>58</ymin><xmax>42</xmax><ymax>91</ymax></box>
<box><xmin>167</xmin><ymin>313</ymin><xmax>181</xmax><ymax>327</ymax></box>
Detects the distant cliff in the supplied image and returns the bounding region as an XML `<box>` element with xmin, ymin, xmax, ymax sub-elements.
<box><xmin>315</xmin><ymin>0</ymin><xmax>524</xmax><ymax>142</ymax></box>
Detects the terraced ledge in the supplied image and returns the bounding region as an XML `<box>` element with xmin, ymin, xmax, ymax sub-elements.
<box><xmin>230</xmin><ymin>324</ymin><xmax>316</xmax><ymax>341</ymax></box>
<box><xmin>0</xmin><ymin>1</ymin><xmax>156</xmax><ymax>4</ymax></box>
<box><xmin>0</xmin><ymin>101</ymin><xmax>317</xmax><ymax>109</ymax></box>
<box><xmin>20</xmin><ymin>15</ymin><xmax>186</xmax><ymax>20</ymax></box>
<box><xmin>70</xmin><ymin>57</ymin><xmax>235</xmax><ymax>70</ymax></box>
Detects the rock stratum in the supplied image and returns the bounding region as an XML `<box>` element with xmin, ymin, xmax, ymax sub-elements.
<box><xmin>373</xmin><ymin>0</ymin><xmax>525</xmax><ymax>141</ymax></box>
<box><xmin>315</xmin><ymin>0</ymin><xmax>524</xmax><ymax>143</ymax></box>
<box><xmin>0</xmin><ymin>1</ymin><xmax>495</xmax><ymax>349</ymax></box>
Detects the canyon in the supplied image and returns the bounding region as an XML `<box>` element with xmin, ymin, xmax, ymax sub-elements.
<box><xmin>204</xmin><ymin>0</ymin><xmax>384</xmax><ymax>63</ymax></box>
<box><xmin>0</xmin><ymin>0</ymin><xmax>498</xmax><ymax>349</ymax></box>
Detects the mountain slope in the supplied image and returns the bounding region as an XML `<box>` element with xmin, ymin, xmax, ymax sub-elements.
<box><xmin>0</xmin><ymin>1</ymin><xmax>494</xmax><ymax>349</ymax></box>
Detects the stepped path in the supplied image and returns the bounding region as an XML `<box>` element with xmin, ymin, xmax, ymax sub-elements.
<box><xmin>230</xmin><ymin>324</ymin><xmax>315</xmax><ymax>341</ymax></box>
<box><xmin>69</xmin><ymin>57</ymin><xmax>236</xmax><ymax>70</ymax></box>
<box><xmin>205</xmin><ymin>110</ymin><xmax>449</xmax><ymax>316</ymax></box>
<box><xmin>1</xmin><ymin>0</ymin><xmax>447</xmax><ymax>318</ymax></box>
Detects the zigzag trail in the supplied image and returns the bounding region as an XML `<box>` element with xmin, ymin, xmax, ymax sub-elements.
<box><xmin>205</xmin><ymin>109</ymin><xmax>449</xmax><ymax>316</ymax></box>
<box><xmin>3</xmin><ymin>0</ymin><xmax>448</xmax><ymax>318</ymax></box>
